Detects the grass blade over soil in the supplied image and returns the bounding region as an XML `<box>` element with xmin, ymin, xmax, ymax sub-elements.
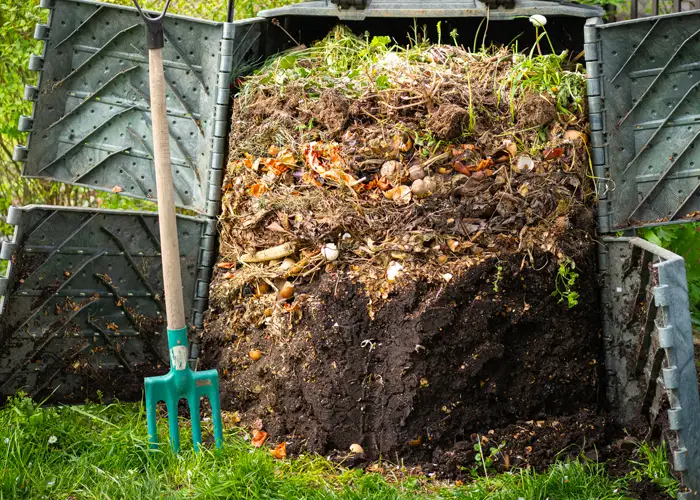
<box><xmin>0</xmin><ymin>395</ymin><xmax>678</xmax><ymax>499</ymax></box>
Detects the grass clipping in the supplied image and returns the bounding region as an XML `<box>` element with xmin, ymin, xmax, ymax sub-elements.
<box><xmin>212</xmin><ymin>27</ymin><xmax>593</xmax><ymax>330</ymax></box>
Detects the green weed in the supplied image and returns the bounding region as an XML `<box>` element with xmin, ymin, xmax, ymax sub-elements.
<box><xmin>500</xmin><ymin>49</ymin><xmax>586</xmax><ymax>120</ymax></box>
<box><xmin>471</xmin><ymin>438</ymin><xmax>505</xmax><ymax>478</ymax></box>
<box><xmin>493</xmin><ymin>263</ymin><xmax>504</xmax><ymax>293</ymax></box>
<box><xmin>552</xmin><ymin>258</ymin><xmax>579</xmax><ymax>308</ymax></box>
<box><xmin>626</xmin><ymin>441</ymin><xmax>678</xmax><ymax>497</ymax></box>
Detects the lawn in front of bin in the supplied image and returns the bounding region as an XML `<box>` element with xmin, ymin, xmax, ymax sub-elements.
<box><xmin>0</xmin><ymin>394</ymin><xmax>677</xmax><ymax>499</ymax></box>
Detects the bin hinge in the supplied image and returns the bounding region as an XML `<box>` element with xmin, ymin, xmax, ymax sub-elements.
<box><xmin>482</xmin><ymin>0</ymin><xmax>516</xmax><ymax>8</ymax></box>
<box><xmin>331</xmin><ymin>0</ymin><xmax>369</xmax><ymax>8</ymax></box>
<box><xmin>583</xmin><ymin>18</ymin><xmax>611</xmax><ymax>235</ymax></box>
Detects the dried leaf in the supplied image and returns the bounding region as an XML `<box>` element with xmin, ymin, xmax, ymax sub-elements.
<box><xmin>266</xmin><ymin>222</ymin><xmax>287</xmax><ymax>233</ymax></box>
<box><xmin>248</xmin><ymin>183</ymin><xmax>268</xmax><ymax>197</ymax></box>
<box><xmin>277</xmin><ymin>148</ymin><xmax>297</xmax><ymax>166</ymax></box>
<box><xmin>111</xmin><ymin>185</ymin><xmax>124</xmax><ymax>193</ymax></box>
<box><xmin>301</xmin><ymin>172</ymin><xmax>323</xmax><ymax>187</ymax></box>
<box><xmin>476</xmin><ymin>158</ymin><xmax>494</xmax><ymax>170</ymax></box>
<box><xmin>221</xmin><ymin>271</ymin><xmax>236</xmax><ymax>279</ymax></box>
<box><xmin>270</xmin><ymin>441</ymin><xmax>287</xmax><ymax>459</ymax></box>
<box><xmin>107</xmin><ymin>322</ymin><xmax>119</xmax><ymax>331</ymax></box>
<box><xmin>251</xmin><ymin>430</ymin><xmax>268</xmax><ymax>448</ymax></box>
<box><xmin>518</xmin><ymin>182</ymin><xmax>530</xmax><ymax>197</ymax></box>
<box><xmin>262</xmin><ymin>157</ymin><xmax>290</xmax><ymax>176</ymax></box>
<box><xmin>491</xmin><ymin>151</ymin><xmax>510</xmax><ymax>164</ymax></box>
<box><xmin>217</xmin><ymin>262</ymin><xmax>236</xmax><ymax>269</ymax></box>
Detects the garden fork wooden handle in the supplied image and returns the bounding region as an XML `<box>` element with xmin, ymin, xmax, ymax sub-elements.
<box><xmin>148</xmin><ymin>48</ymin><xmax>186</xmax><ymax>331</ymax></box>
<box><xmin>133</xmin><ymin>0</ymin><xmax>185</xmax><ymax>331</ymax></box>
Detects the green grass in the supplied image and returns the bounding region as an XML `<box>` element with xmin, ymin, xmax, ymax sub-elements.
<box><xmin>0</xmin><ymin>393</ymin><xmax>678</xmax><ymax>499</ymax></box>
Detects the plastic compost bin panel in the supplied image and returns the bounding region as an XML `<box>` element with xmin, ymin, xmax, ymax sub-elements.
<box><xmin>259</xmin><ymin>0</ymin><xmax>602</xmax><ymax>20</ymax></box>
<box><xmin>16</xmin><ymin>0</ymin><xmax>229</xmax><ymax>214</ymax></box>
<box><xmin>585</xmin><ymin>12</ymin><xmax>700</xmax><ymax>232</ymax></box>
<box><xmin>601</xmin><ymin>237</ymin><xmax>700</xmax><ymax>498</ymax></box>
<box><xmin>0</xmin><ymin>206</ymin><xmax>206</xmax><ymax>403</ymax></box>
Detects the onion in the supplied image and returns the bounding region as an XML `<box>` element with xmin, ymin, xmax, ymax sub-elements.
<box><xmin>380</xmin><ymin>160</ymin><xmax>400</xmax><ymax>179</ymax></box>
<box><xmin>279</xmin><ymin>281</ymin><xmax>295</xmax><ymax>299</ymax></box>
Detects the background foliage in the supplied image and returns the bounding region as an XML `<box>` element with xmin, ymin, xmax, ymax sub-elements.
<box><xmin>638</xmin><ymin>224</ymin><xmax>700</xmax><ymax>325</ymax></box>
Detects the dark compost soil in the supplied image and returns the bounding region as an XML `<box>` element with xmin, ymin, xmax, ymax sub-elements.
<box><xmin>202</xmin><ymin>218</ymin><xmax>606</xmax><ymax>466</ymax></box>
<box><xmin>198</xmin><ymin>32</ymin><xmax>635</xmax><ymax>475</ymax></box>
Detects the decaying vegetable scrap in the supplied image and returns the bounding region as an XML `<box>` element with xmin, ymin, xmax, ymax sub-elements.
<box><xmin>211</xmin><ymin>26</ymin><xmax>593</xmax><ymax>326</ymax></box>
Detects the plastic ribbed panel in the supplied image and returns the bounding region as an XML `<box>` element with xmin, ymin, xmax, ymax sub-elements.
<box><xmin>14</xmin><ymin>0</ymin><xmax>231</xmax><ymax>214</ymax></box>
<box><xmin>0</xmin><ymin>206</ymin><xmax>207</xmax><ymax>402</ymax></box>
<box><xmin>260</xmin><ymin>0</ymin><xmax>602</xmax><ymax>20</ymax></box>
<box><xmin>600</xmin><ymin>237</ymin><xmax>700</xmax><ymax>498</ymax></box>
<box><xmin>585</xmin><ymin>13</ymin><xmax>700</xmax><ymax>232</ymax></box>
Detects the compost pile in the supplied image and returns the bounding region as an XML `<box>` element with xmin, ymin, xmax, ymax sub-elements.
<box><xmin>202</xmin><ymin>27</ymin><xmax>606</xmax><ymax>474</ymax></box>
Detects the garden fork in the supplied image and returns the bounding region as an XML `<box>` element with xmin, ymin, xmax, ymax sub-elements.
<box><xmin>133</xmin><ymin>0</ymin><xmax>223</xmax><ymax>452</ymax></box>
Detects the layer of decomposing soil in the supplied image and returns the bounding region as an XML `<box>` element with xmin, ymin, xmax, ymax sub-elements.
<box><xmin>201</xmin><ymin>28</ymin><xmax>614</xmax><ymax>471</ymax></box>
<box><xmin>205</xmin><ymin>241</ymin><xmax>603</xmax><ymax>463</ymax></box>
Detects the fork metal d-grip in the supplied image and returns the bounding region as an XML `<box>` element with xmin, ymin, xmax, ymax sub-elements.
<box><xmin>134</xmin><ymin>0</ymin><xmax>223</xmax><ymax>452</ymax></box>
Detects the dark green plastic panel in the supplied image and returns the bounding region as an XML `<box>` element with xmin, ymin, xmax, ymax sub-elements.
<box><xmin>0</xmin><ymin>206</ymin><xmax>209</xmax><ymax>403</ymax></box>
<box><xmin>14</xmin><ymin>0</ymin><xmax>231</xmax><ymax>214</ymax></box>
<box><xmin>600</xmin><ymin>237</ymin><xmax>700</xmax><ymax>498</ymax></box>
<box><xmin>260</xmin><ymin>0</ymin><xmax>602</xmax><ymax>20</ymax></box>
<box><xmin>585</xmin><ymin>13</ymin><xmax>700</xmax><ymax>232</ymax></box>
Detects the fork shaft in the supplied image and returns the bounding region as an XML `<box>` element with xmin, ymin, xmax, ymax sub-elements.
<box><xmin>149</xmin><ymin>47</ymin><xmax>185</xmax><ymax>331</ymax></box>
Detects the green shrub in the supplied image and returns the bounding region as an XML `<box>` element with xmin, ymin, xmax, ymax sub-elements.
<box><xmin>639</xmin><ymin>224</ymin><xmax>700</xmax><ymax>326</ymax></box>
